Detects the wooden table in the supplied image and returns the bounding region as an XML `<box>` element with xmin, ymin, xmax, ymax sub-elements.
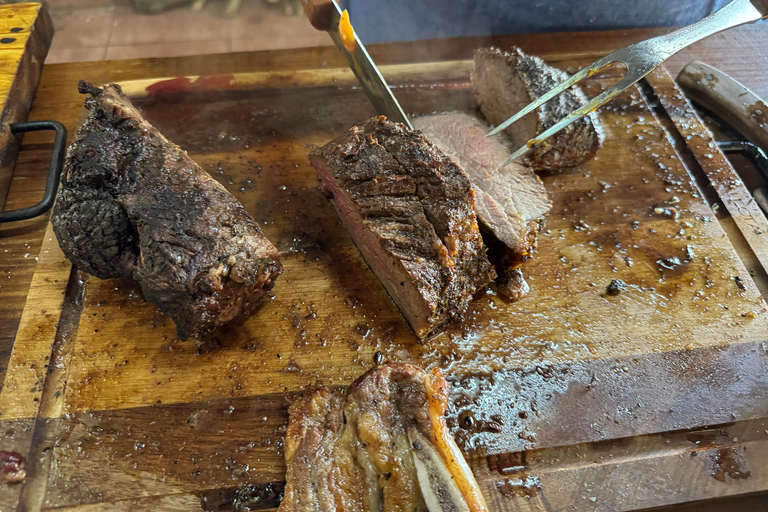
<box><xmin>2</xmin><ymin>25</ymin><xmax>768</xmax><ymax>511</ymax></box>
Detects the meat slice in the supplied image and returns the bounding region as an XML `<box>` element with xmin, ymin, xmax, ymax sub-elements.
<box><xmin>413</xmin><ymin>113</ymin><xmax>551</xmax><ymax>300</ymax></box>
<box><xmin>472</xmin><ymin>47</ymin><xmax>604</xmax><ymax>170</ymax></box>
<box><xmin>280</xmin><ymin>363</ymin><xmax>489</xmax><ymax>512</ymax></box>
<box><xmin>52</xmin><ymin>82</ymin><xmax>283</xmax><ymax>340</ymax></box>
<box><xmin>309</xmin><ymin>116</ymin><xmax>495</xmax><ymax>339</ymax></box>
<box><xmin>0</xmin><ymin>451</ymin><xmax>26</xmax><ymax>483</ymax></box>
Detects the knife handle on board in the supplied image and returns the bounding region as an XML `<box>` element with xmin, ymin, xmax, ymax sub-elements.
<box><xmin>677</xmin><ymin>61</ymin><xmax>768</xmax><ymax>152</ymax></box>
<box><xmin>300</xmin><ymin>0</ymin><xmax>335</xmax><ymax>31</ymax></box>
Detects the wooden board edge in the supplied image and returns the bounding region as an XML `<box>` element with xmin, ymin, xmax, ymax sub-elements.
<box><xmin>0</xmin><ymin>2</ymin><xmax>53</xmax><ymax>211</ymax></box>
<box><xmin>0</xmin><ymin>224</ymin><xmax>84</xmax><ymax>512</ymax></box>
<box><xmin>0</xmin><ymin>223</ymin><xmax>72</xmax><ymax>419</ymax></box>
<box><xmin>475</xmin><ymin>417</ymin><xmax>768</xmax><ymax>511</ymax></box>
<box><xmin>645</xmin><ymin>67</ymin><xmax>768</xmax><ymax>281</ymax></box>
<box><xmin>0</xmin><ymin>221</ymin><xmax>77</xmax><ymax>511</ymax></box>
<box><xmin>40</xmin><ymin>493</ymin><xmax>218</xmax><ymax>511</ymax></box>
<box><xmin>113</xmin><ymin>60</ymin><xmax>473</xmax><ymax>98</ymax></box>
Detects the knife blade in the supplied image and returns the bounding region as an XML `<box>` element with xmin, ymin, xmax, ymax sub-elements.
<box><xmin>300</xmin><ymin>0</ymin><xmax>412</xmax><ymax>128</ymax></box>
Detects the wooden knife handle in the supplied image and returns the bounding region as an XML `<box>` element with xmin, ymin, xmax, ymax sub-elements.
<box><xmin>751</xmin><ymin>0</ymin><xmax>768</xmax><ymax>18</ymax></box>
<box><xmin>677</xmin><ymin>61</ymin><xmax>768</xmax><ymax>151</ymax></box>
<box><xmin>300</xmin><ymin>0</ymin><xmax>336</xmax><ymax>31</ymax></box>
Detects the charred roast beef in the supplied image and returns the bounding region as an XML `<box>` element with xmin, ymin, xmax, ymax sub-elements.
<box><xmin>52</xmin><ymin>82</ymin><xmax>283</xmax><ymax>340</ymax></box>
<box><xmin>309</xmin><ymin>116</ymin><xmax>495</xmax><ymax>339</ymax></box>
<box><xmin>472</xmin><ymin>47</ymin><xmax>603</xmax><ymax>170</ymax></box>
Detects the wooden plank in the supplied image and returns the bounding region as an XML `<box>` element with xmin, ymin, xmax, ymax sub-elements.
<box><xmin>0</xmin><ymin>2</ymin><xmax>53</xmax><ymax>210</ymax></box>
<box><xmin>15</xmin><ymin>414</ymin><xmax>768</xmax><ymax>512</ymax></box>
<box><xmin>0</xmin><ymin>223</ymin><xmax>74</xmax><ymax>420</ymax></box>
<box><xmin>116</xmin><ymin>60</ymin><xmax>473</xmax><ymax>98</ymax></box>
<box><xmin>50</xmin><ymin>68</ymin><xmax>768</xmax><ymax>412</ymax></box>
<box><xmin>41</xmin><ymin>494</ymin><xmax>207</xmax><ymax>512</ymax></box>
<box><xmin>645</xmin><ymin>67</ymin><xmax>768</xmax><ymax>274</ymax></box>
<box><xmin>0</xmin><ymin>147</ymin><xmax>58</xmax><ymax>385</ymax></box>
<box><xmin>35</xmin><ymin>340</ymin><xmax>768</xmax><ymax>509</ymax></box>
<box><xmin>0</xmin><ymin>223</ymin><xmax>74</xmax><ymax>511</ymax></box>
<box><xmin>477</xmin><ymin>418</ymin><xmax>768</xmax><ymax>511</ymax></box>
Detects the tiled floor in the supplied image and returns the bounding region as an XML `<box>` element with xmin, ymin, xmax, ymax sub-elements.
<box><xmin>46</xmin><ymin>0</ymin><xmax>332</xmax><ymax>63</ymax></box>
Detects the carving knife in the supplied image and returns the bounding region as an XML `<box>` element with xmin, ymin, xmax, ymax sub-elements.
<box><xmin>677</xmin><ymin>61</ymin><xmax>768</xmax><ymax>215</ymax></box>
<box><xmin>300</xmin><ymin>0</ymin><xmax>412</xmax><ymax>128</ymax></box>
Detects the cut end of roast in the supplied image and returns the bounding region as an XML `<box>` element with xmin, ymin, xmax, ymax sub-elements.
<box><xmin>413</xmin><ymin>112</ymin><xmax>551</xmax><ymax>301</ymax></box>
<box><xmin>472</xmin><ymin>47</ymin><xmax>604</xmax><ymax>170</ymax></box>
<box><xmin>52</xmin><ymin>82</ymin><xmax>283</xmax><ymax>341</ymax></box>
<box><xmin>309</xmin><ymin>116</ymin><xmax>495</xmax><ymax>339</ymax></box>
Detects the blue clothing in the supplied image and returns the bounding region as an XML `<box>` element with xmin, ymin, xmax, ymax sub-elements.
<box><xmin>345</xmin><ymin>0</ymin><xmax>732</xmax><ymax>43</ymax></box>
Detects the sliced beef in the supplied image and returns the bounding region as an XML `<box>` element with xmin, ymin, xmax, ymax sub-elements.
<box><xmin>413</xmin><ymin>113</ymin><xmax>551</xmax><ymax>300</ymax></box>
<box><xmin>52</xmin><ymin>82</ymin><xmax>283</xmax><ymax>340</ymax></box>
<box><xmin>472</xmin><ymin>47</ymin><xmax>604</xmax><ymax>170</ymax></box>
<box><xmin>309</xmin><ymin>116</ymin><xmax>495</xmax><ymax>339</ymax></box>
<box><xmin>496</xmin><ymin>267</ymin><xmax>529</xmax><ymax>301</ymax></box>
<box><xmin>0</xmin><ymin>451</ymin><xmax>26</xmax><ymax>483</ymax></box>
<box><xmin>280</xmin><ymin>363</ymin><xmax>489</xmax><ymax>512</ymax></box>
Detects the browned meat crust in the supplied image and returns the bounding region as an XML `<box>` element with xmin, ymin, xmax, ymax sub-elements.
<box><xmin>496</xmin><ymin>267</ymin><xmax>530</xmax><ymax>301</ymax></box>
<box><xmin>413</xmin><ymin>113</ymin><xmax>552</xmax><ymax>300</ymax></box>
<box><xmin>52</xmin><ymin>82</ymin><xmax>283</xmax><ymax>340</ymax></box>
<box><xmin>472</xmin><ymin>47</ymin><xmax>604</xmax><ymax>170</ymax></box>
<box><xmin>309</xmin><ymin>116</ymin><xmax>495</xmax><ymax>339</ymax></box>
<box><xmin>280</xmin><ymin>363</ymin><xmax>489</xmax><ymax>512</ymax></box>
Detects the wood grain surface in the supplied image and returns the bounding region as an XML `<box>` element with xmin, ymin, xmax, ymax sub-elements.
<box><xmin>3</xmin><ymin>23</ymin><xmax>768</xmax><ymax>389</ymax></box>
<box><xmin>2</xmin><ymin>25</ymin><xmax>768</xmax><ymax>512</ymax></box>
<box><xmin>1</xmin><ymin>51</ymin><xmax>768</xmax><ymax>512</ymax></box>
<box><xmin>0</xmin><ymin>2</ymin><xmax>53</xmax><ymax>210</ymax></box>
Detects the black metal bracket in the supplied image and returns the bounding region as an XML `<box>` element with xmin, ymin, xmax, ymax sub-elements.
<box><xmin>0</xmin><ymin>120</ymin><xmax>67</xmax><ymax>224</ymax></box>
<box><xmin>717</xmin><ymin>140</ymin><xmax>768</xmax><ymax>216</ymax></box>
<box><xmin>716</xmin><ymin>140</ymin><xmax>768</xmax><ymax>182</ymax></box>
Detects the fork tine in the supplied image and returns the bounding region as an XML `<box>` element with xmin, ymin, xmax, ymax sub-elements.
<box><xmin>502</xmin><ymin>75</ymin><xmax>636</xmax><ymax>167</ymax></box>
<box><xmin>486</xmin><ymin>55</ymin><xmax>615</xmax><ymax>137</ymax></box>
<box><xmin>485</xmin><ymin>69</ymin><xmax>589</xmax><ymax>137</ymax></box>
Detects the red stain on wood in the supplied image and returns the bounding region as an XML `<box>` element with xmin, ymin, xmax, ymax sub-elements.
<box><xmin>145</xmin><ymin>74</ymin><xmax>236</xmax><ymax>96</ymax></box>
<box><xmin>0</xmin><ymin>450</ymin><xmax>26</xmax><ymax>483</ymax></box>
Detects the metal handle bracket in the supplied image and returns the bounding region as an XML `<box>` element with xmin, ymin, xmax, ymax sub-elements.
<box><xmin>0</xmin><ymin>120</ymin><xmax>67</xmax><ymax>224</ymax></box>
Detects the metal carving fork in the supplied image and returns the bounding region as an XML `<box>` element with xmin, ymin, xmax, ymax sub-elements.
<box><xmin>489</xmin><ymin>0</ymin><xmax>768</xmax><ymax>166</ymax></box>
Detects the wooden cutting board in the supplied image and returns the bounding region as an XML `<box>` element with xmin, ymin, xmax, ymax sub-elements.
<box><xmin>0</xmin><ymin>2</ymin><xmax>53</xmax><ymax>211</ymax></box>
<box><xmin>1</xmin><ymin>59</ymin><xmax>767</xmax><ymax>512</ymax></box>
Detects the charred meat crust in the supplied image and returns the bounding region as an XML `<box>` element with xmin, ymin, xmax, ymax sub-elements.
<box><xmin>309</xmin><ymin>116</ymin><xmax>495</xmax><ymax>339</ymax></box>
<box><xmin>369</xmin><ymin>118</ymin><xmax>496</xmax><ymax>302</ymax></box>
<box><xmin>472</xmin><ymin>47</ymin><xmax>604</xmax><ymax>170</ymax></box>
<box><xmin>52</xmin><ymin>81</ymin><xmax>283</xmax><ymax>340</ymax></box>
<box><xmin>280</xmin><ymin>363</ymin><xmax>489</xmax><ymax>512</ymax></box>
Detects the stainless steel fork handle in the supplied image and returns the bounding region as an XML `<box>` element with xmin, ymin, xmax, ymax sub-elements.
<box><xmin>657</xmin><ymin>0</ymin><xmax>766</xmax><ymax>55</ymax></box>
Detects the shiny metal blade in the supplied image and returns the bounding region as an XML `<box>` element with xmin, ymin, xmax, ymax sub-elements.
<box><xmin>323</xmin><ymin>1</ymin><xmax>411</xmax><ymax>128</ymax></box>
